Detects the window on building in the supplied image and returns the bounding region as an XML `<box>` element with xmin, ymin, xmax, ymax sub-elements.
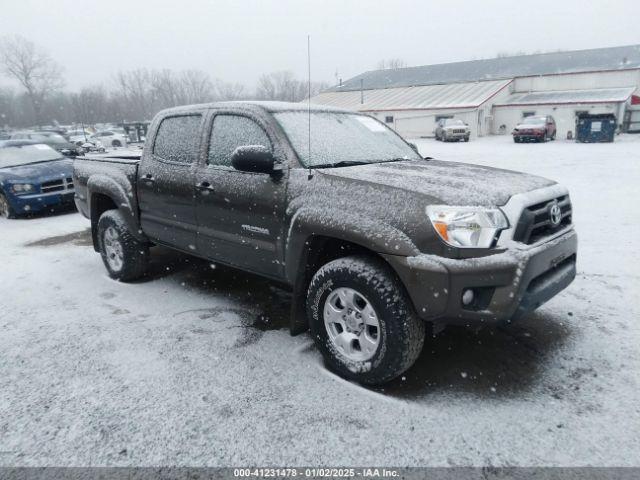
<box><xmin>435</xmin><ymin>115</ymin><xmax>454</xmax><ymax>123</ymax></box>
<box><xmin>385</xmin><ymin>116</ymin><xmax>394</xmax><ymax>124</ymax></box>
<box><xmin>153</xmin><ymin>115</ymin><xmax>202</xmax><ymax>164</ymax></box>
<box><xmin>522</xmin><ymin>111</ymin><xmax>536</xmax><ymax>118</ymax></box>
<box><xmin>208</xmin><ymin>115</ymin><xmax>271</xmax><ymax>167</ymax></box>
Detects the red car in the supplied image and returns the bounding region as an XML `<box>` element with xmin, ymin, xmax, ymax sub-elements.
<box><xmin>513</xmin><ymin>115</ymin><xmax>556</xmax><ymax>142</ymax></box>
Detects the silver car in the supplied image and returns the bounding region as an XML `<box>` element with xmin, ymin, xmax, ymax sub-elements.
<box><xmin>435</xmin><ymin>118</ymin><xmax>471</xmax><ymax>142</ymax></box>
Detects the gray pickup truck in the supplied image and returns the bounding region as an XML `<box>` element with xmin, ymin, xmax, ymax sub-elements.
<box><xmin>73</xmin><ymin>101</ymin><xmax>577</xmax><ymax>384</ymax></box>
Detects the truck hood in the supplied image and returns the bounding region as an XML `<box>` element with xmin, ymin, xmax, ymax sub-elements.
<box><xmin>320</xmin><ymin>159</ymin><xmax>555</xmax><ymax>206</ymax></box>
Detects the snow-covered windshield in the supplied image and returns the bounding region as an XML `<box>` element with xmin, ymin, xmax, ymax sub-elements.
<box><xmin>274</xmin><ymin>112</ymin><xmax>421</xmax><ymax>168</ymax></box>
<box><xmin>445</xmin><ymin>119</ymin><xmax>465</xmax><ymax>126</ymax></box>
<box><xmin>0</xmin><ymin>144</ymin><xmax>63</xmax><ymax>168</ymax></box>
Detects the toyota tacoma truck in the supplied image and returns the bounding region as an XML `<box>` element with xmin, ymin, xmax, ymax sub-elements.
<box><xmin>73</xmin><ymin>101</ymin><xmax>577</xmax><ymax>384</ymax></box>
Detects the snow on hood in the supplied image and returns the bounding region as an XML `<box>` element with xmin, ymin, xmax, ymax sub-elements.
<box><xmin>0</xmin><ymin>158</ymin><xmax>73</xmax><ymax>182</ymax></box>
<box><xmin>321</xmin><ymin>159</ymin><xmax>555</xmax><ymax>206</ymax></box>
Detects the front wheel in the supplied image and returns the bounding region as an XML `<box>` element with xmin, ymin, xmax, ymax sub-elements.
<box><xmin>0</xmin><ymin>192</ymin><xmax>16</xmax><ymax>219</ymax></box>
<box><xmin>97</xmin><ymin>210</ymin><xmax>149</xmax><ymax>281</ymax></box>
<box><xmin>307</xmin><ymin>255</ymin><xmax>425</xmax><ymax>384</ymax></box>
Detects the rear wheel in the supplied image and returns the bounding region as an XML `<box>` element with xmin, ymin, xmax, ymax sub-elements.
<box><xmin>112</xmin><ymin>139</ymin><xmax>122</xmax><ymax>147</ymax></box>
<box><xmin>307</xmin><ymin>255</ymin><xmax>425</xmax><ymax>384</ymax></box>
<box><xmin>0</xmin><ymin>192</ymin><xmax>16</xmax><ymax>219</ymax></box>
<box><xmin>97</xmin><ymin>210</ymin><xmax>148</xmax><ymax>281</ymax></box>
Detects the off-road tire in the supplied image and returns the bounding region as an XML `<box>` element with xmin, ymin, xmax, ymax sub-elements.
<box><xmin>306</xmin><ymin>255</ymin><xmax>425</xmax><ymax>384</ymax></box>
<box><xmin>97</xmin><ymin>209</ymin><xmax>148</xmax><ymax>281</ymax></box>
<box><xmin>112</xmin><ymin>140</ymin><xmax>122</xmax><ymax>147</ymax></box>
<box><xmin>0</xmin><ymin>192</ymin><xmax>16</xmax><ymax>219</ymax></box>
<box><xmin>464</xmin><ymin>136</ymin><xmax>470</xmax><ymax>142</ymax></box>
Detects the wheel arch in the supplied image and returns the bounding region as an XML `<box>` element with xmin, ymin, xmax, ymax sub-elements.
<box><xmin>285</xmin><ymin>209</ymin><xmax>419</xmax><ymax>335</ymax></box>
<box><xmin>87</xmin><ymin>174</ymin><xmax>144</xmax><ymax>251</ymax></box>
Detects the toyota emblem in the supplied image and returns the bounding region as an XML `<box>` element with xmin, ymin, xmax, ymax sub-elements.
<box><xmin>549</xmin><ymin>202</ymin><xmax>562</xmax><ymax>226</ymax></box>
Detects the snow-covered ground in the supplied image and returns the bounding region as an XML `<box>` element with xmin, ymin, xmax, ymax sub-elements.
<box><xmin>0</xmin><ymin>135</ymin><xmax>639</xmax><ymax>467</ymax></box>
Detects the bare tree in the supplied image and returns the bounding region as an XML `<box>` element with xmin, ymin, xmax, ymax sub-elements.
<box><xmin>115</xmin><ymin>69</ymin><xmax>153</xmax><ymax>120</ymax></box>
<box><xmin>256</xmin><ymin>70</ymin><xmax>325</xmax><ymax>102</ymax></box>
<box><xmin>213</xmin><ymin>79</ymin><xmax>246</xmax><ymax>101</ymax></box>
<box><xmin>376</xmin><ymin>58</ymin><xmax>406</xmax><ymax>70</ymax></box>
<box><xmin>70</xmin><ymin>86</ymin><xmax>109</xmax><ymax>125</ymax></box>
<box><xmin>179</xmin><ymin>70</ymin><xmax>214</xmax><ymax>104</ymax></box>
<box><xmin>0</xmin><ymin>35</ymin><xmax>64</xmax><ymax>125</ymax></box>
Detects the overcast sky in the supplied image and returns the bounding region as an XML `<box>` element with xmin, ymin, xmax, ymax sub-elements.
<box><xmin>1</xmin><ymin>0</ymin><xmax>639</xmax><ymax>91</ymax></box>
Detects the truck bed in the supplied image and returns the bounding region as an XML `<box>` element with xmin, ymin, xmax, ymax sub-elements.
<box><xmin>73</xmin><ymin>151</ymin><xmax>141</xmax><ymax>231</ymax></box>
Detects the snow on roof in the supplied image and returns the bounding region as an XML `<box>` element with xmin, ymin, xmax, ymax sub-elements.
<box><xmin>159</xmin><ymin>101</ymin><xmax>351</xmax><ymax>116</ymax></box>
<box><xmin>495</xmin><ymin>87</ymin><xmax>637</xmax><ymax>106</ymax></box>
<box><xmin>309</xmin><ymin>79</ymin><xmax>512</xmax><ymax>112</ymax></box>
<box><xmin>330</xmin><ymin>45</ymin><xmax>640</xmax><ymax>92</ymax></box>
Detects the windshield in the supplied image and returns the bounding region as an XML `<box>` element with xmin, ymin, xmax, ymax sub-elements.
<box><xmin>274</xmin><ymin>112</ymin><xmax>421</xmax><ymax>168</ymax></box>
<box><xmin>521</xmin><ymin>116</ymin><xmax>546</xmax><ymax>125</ymax></box>
<box><xmin>445</xmin><ymin>119</ymin><xmax>465</xmax><ymax>126</ymax></box>
<box><xmin>0</xmin><ymin>144</ymin><xmax>63</xmax><ymax>168</ymax></box>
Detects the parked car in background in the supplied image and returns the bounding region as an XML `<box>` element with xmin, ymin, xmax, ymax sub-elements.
<box><xmin>10</xmin><ymin>131</ymin><xmax>81</xmax><ymax>156</ymax></box>
<box><xmin>0</xmin><ymin>143</ymin><xmax>75</xmax><ymax>218</ymax></box>
<box><xmin>435</xmin><ymin>118</ymin><xmax>470</xmax><ymax>142</ymax></box>
<box><xmin>513</xmin><ymin>115</ymin><xmax>556</xmax><ymax>142</ymax></box>
<box><xmin>37</xmin><ymin>127</ymin><xmax>70</xmax><ymax>141</ymax></box>
<box><xmin>90</xmin><ymin>130</ymin><xmax>128</xmax><ymax>148</ymax></box>
<box><xmin>67</xmin><ymin>129</ymin><xmax>94</xmax><ymax>145</ymax></box>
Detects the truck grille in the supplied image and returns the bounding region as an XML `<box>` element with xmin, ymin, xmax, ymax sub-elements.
<box><xmin>41</xmin><ymin>177</ymin><xmax>74</xmax><ymax>193</ymax></box>
<box><xmin>513</xmin><ymin>195</ymin><xmax>572</xmax><ymax>245</ymax></box>
<box><xmin>452</xmin><ymin>129</ymin><xmax>466</xmax><ymax>134</ymax></box>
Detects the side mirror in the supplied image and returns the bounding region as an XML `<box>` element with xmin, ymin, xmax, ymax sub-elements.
<box><xmin>231</xmin><ymin>145</ymin><xmax>276</xmax><ymax>174</ymax></box>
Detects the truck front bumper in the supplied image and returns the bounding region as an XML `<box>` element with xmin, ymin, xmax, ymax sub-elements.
<box><xmin>382</xmin><ymin>229</ymin><xmax>577</xmax><ymax>325</ymax></box>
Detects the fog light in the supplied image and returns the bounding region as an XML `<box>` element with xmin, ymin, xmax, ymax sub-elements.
<box><xmin>23</xmin><ymin>205</ymin><xmax>31</xmax><ymax>212</ymax></box>
<box><xmin>462</xmin><ymin>289</ymin><xmax>475</xmax><ymax>306</ymax></box>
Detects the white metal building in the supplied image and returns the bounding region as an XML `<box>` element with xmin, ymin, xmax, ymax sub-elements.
<box><xmin>309</xmin><ymin>45</ymin><xmax>640</xmax><ymax>138</ymax></box>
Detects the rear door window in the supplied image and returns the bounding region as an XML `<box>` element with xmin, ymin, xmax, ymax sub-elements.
<box><xmin>207</xmin><ymin>115</ymin><xmax>271</xmax><ymax>167</ymax></box>
<box><xmin>153</xmin><ymin>115</ymin><xmax>202</xmax><ymax>164</ymax></box>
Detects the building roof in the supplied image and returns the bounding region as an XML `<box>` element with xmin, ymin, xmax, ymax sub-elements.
<box><xmin>310</xmin><ymin>79</ymin><xmax>512</xmax><ymax>112</ymax></box>
<box><xmin>495</xmin><ymin>87</ymin><xmax>637</xmax><ymax>107</ymax></box>
<box><xmin>331</xmin><ymin>45</ymin><xmax>640</xmax><ymax>92</ymax></box>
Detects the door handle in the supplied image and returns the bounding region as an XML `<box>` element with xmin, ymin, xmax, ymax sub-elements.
<box><xmin>196</xmin><ymin>181</ymin><xmax>215</xmax><ymax>192</ymax></box>
<box><xmin>143</xmin><ymin>173</ymin><xmax>155</xmax><ymax>182</ymax></box>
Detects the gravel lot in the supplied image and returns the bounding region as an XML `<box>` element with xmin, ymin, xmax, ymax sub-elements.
<box><xmin>1</xmin><ymin>135</ymin><xmax>639</xmax><ymax>467</ymax></box>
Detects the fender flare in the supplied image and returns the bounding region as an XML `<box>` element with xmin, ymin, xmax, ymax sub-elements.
<box><xmin>284</xmin><ymin>207</ymin><xmax>419</xmax><ymax>334</ymax></box>
<box><xmin>87</xmin><ymin>174</ymin><xmax>145</xmax><ymax>244</ymax></box>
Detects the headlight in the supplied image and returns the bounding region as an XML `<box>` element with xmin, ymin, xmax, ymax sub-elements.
<box><xmin>11</xmin><ymin>183</ymin><xmax>35</xmax><ymax>195</ymax></box>
<box><xmin>426</xmin><ymin>205</ymin><xmax>509</xmax><ymax>248</ymax></box>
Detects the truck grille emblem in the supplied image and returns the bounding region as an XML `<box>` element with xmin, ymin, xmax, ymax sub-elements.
<box><xmin>549</xmin><ymin>202</ymin><xmax>562</xmax><ymax>226</ymax></box>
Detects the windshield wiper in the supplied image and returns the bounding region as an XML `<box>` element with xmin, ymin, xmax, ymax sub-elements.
<box><xmin>309</xmin><ymin>160</ymin><xmax>371</xmax><ymax>169</ymax></box>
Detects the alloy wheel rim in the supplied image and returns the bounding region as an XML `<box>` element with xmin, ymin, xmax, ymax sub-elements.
<box><xmin>103</xmin><ymin>226</ymin><xmax>124</xmax><ymax>271</ymax></box>
<box><xmin>323</xmin><ymin>287</ymin><xmax>381</xmax><ymax>362</ymax></box>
